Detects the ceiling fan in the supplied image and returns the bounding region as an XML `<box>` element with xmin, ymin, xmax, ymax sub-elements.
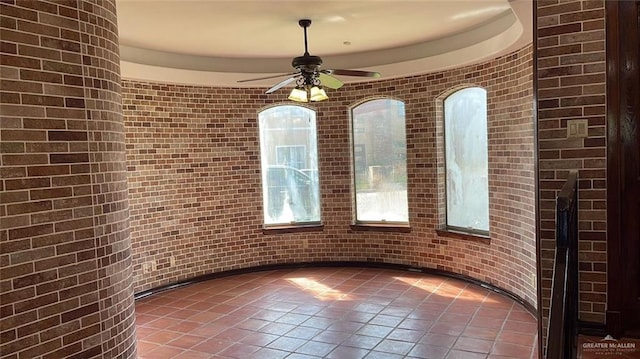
<box><xmin>238</xmin><ymin>19</ymin><xmax>381</xmax><ymax>102</ymax></box>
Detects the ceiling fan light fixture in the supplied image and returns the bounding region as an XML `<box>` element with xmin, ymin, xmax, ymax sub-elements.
<box><xmin>309</xmin><ymin>86</ymin><xmax>329</xmax><ymax>102</ymax></box>
<box><xmin>239</xmin><ymin>19</ymin><xmax>381</xmax><ymax>99</ymax></box>
<box><xmin>288</xmin><ymin>87</ymin><xmax>308</xmax><ymax>102</ymax></box>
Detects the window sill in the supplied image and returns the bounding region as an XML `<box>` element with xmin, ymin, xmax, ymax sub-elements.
<box><xmin>262</xmin><ymin>224</ymin><xmax>324</xmax><ymax>235</ymax></box>
<box><xmin>435</xmin><ymin>228</ymin><xmax>490</xmax><ymax>243</ymax></box>
<box><xmin>350</xmin><ymin>223</ymin><xmax>411</xmax><ymax>233</ymax></box>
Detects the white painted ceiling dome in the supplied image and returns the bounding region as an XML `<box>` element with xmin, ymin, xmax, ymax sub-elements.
<box><xmin>116</xmin><ymin>0</ymin><xmax>532</xmax><ymax>87</ymax></box>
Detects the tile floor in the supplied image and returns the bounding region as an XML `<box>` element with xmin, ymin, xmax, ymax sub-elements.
<box><xmin>135</xmin><ymin>267</ymin><xmax>539</xmax><ymax>359</ymax></box>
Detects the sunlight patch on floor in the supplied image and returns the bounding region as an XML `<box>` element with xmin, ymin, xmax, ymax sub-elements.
<box><xmin>394</xmin><ymin>276</ymin><xmax>497</xmax><ymax>303</ymax></box>
<box><xmin>286</xmin><ymin>277</ymin><xmax>354</xmax><ymax>301</ymax></box>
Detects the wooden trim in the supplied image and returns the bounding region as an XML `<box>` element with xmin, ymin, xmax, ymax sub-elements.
<box><xmin>605</xmin><ymin>0</ymin><xmax>623</xmax><ymax>338</ymax></box>
<box><xmin>532</xmin><ymin>2</ymin><xmax>544</xmax><ymax>357</ymax></box>
<box><xmin>606</xmin><ymin>311</ymin><xmax>622</xmax><ymax>338</ymax></box>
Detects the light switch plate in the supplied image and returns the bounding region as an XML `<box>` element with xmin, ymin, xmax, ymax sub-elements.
<box><xmin>567</xmin><ymin>119</ymin><xmax>588</xmax><ymax>138</ymax></box>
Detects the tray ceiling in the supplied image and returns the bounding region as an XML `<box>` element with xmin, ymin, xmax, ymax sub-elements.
<box><xmin>116</xmin><ymin>0</ymin><xmax>532</xmax><ymax>86</ymax></box>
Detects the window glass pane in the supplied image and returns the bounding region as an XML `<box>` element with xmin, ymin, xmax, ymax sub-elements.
<box><xmin>444</xmin><ymin>87</ymin><xmax>489</xmax><ymax>232</ymax></box>
<box><xmin>352</xmin><ymin>99</ymin><xmax>408</xmax><ymax>223</ymax></box>
<box><xmin>259</xmin><ymin>106</ymin><xmax>320</xmax><ymax>225</ymax></box>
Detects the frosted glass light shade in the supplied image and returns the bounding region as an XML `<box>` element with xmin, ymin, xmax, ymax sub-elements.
<box><xmin>288</xmin><ymin>88</ymin><xmax>308</xmax><ymax>102</ymax></box>
<box><xmin>309</xmin><ymin>86</ymin><xmax>328</xmax><ymax>102</ymax></box>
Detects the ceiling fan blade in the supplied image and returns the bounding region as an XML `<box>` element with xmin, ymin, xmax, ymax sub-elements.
<box><xmin>265</xmin><ymin>76</ymin><xmax>297</xmax><ymax>94</ymax></box>
<box><xmin>325</xmin><ymin>69</ymin><xmax>381</xmax><ymax>78</ymax></box>
<box><xmin>318</xmin><ymin>73</ymin><xmax>343</xmax><ymax>90</ymax></box>
<box><xmin>238</xmin><ymin>72</ymin><xmax>298</xmax><ymax>83</ymax></box>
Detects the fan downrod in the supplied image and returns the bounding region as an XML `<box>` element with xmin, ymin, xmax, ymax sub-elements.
<box><xmin>292</xmin><ymin>18</ymin><xmax>322</xmax><ymax>71</ymax></box>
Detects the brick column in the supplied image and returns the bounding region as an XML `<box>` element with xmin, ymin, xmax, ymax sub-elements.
<box><xmin>535</xmin><ymin>0</ymin><xmax>607</xmax><ymax>341</ymax></box>
<box><xmin>1</xmin><ymin>1</ymin><xmax>136</xmax><ymax>358</ymax></box>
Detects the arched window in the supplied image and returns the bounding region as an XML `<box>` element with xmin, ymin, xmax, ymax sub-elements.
<box><xmin>258</xmin><ymin>105</ymin><xmax>320</xmax><ymax>226</ymax></box>
<box><xmin>351</xmin><ymin>99</ymin><xmax>408</xmax><ymax>224</ymax></box>
<box><xmin>444</xmin><ymin>87</ymin><xmax>489</xmax><ymax>233</ymax></box>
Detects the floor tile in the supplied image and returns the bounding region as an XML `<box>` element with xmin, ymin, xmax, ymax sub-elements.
<box><xmin>453</xmin><ymin>336</ymin><xmax>494</xmax><ymax>354</ymax></box>
<box><xmin>490</xmin><ymin>342</ymin><xmax>533</xmax><ymax>358</ymax></box>
<box><xmin>356</xmin><ymin>324</ymin><xmax>395</xmax><ymax>338</ymax></box>
<box><xmin>295</xmin><ymin>340</ymin><xmax>338</xmax><ymax>357</ymax></box>
<box><xmin>373</xmin><ymin>338</ymin><xmax>415</xmax><ymax>355</ymax></box>
<box><xmin>326</xmin><ymin>345</ymin><xmax>369</xmax><ymax>359</ymax></box>
<box><xmin>429</xmin><ymin>322</ymin><xmax>466</xmax><ymax>336</ymax></box>
<box><xmin>461</xmin><ymin>326</ymin><xmax>500</xmax><ymax>341</ymax></box>
<box><xmin>249</xmin><ymin>346</ymin><xmax>289</xmax><ymax>359</ymax></box>
<box><xmin>398</xmin><ymin>318</ymin><xmax>435</xmax><ymax>331</ymax></box>
<box><xmin>369</xmin><ymin>314</ymin><xmax>404</xmax><ymax>327</ymax></box>
<box><xmin>408</xmin><ymin>343</ymin><xmax>449</xmax><ymax>359</ymax></box>
<box><xmin>168</xmin><ymin>320</ymin><xmax>202</xmax><ymax>334</ymax></box>
<box><xmin>496</xmin><ymin>330</ymin><xmax>537</xmax><ymax>347</ymax></box>
<box><xmin>502</xmin><ymin>320</ymin><xmax>538</xmax><ymax>333</ymax></box>
<box><xmin>342</xmin><ymin>334</ymin><xmax>383</xmax><ymax>350</ymax></box>
<box><xmin>135</xmin><ymin>325</ymin><xmax>158</xmax><ymax>340</ymax></box>
<box><xmin>167</xmin><ymin>334</ymin><xmax>208</xmax><ymax>350</ymax></box>
<box><xmin>287</xmin><ymin>354</ymin><xmax>323</xmax><ymax>359</ymax></box>
<box><xmin>145</xmin><ymin>345</ymin><xmax>185</xmax><ymax>359</ymax></box>
<box><xmin>365</xmin><ymin>350</ymin><xmax>406</xmax><ymax>359</ymax></box>
<box><xmin>386</xmin><ymin>328</ymin><xmax>425</xmax><ymax>342</ymax></box>
<box><xmin>171</xmin><ymin>350</ymin><xmax>213</xmax><ymax>359</ymax></box>
<box><xmin>267</xmin><ymin>336</ymin><xmax>307</xmax><ymax>352</ymax></box>
<box><xmin>239</xmin><ymin>331</ymin><xmax>279</xmax><ymax>347</ymax></box>
<box><xmin>447</xmin><ymin>349</ymin><xmax>488</xmax><ymax>358</ymax></box>
<box><xmin>285</xmin><ymin>326</ymin><xmax>323</xmax><ymax>340</ymax></box>
<box><xmin>311</xmin><ymin>330</ymin><xmax>348</xmax><ymax>345</ymax></box>
<box><xmin>137</xmin><ymin>340</ymin><xmax>161</xmax><ymax>354</ymax></box>
<box><xmin>135</xmin><ymin>267</ymin><xmax>538</xmax><ymax>359</ymax></box>
<box><xmin>190</xmin><ymin>338</ymin><xmax>233</xmax><ymax>354</ymax></box>
<box><xmin>421</xmin><ymin>332</ymin><xmax>460</xmax><ymax>348</ymax></box>
<box><xmin>143</xmin><ymin>329</ymin><xmax>183</xmax><ymax>344</ymax></box>
<box><xmin>259</xmin><ymin>322</ymin><xmax>296</xmax><ymax>336</ymax></box>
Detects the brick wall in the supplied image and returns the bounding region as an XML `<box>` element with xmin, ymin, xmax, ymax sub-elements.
<box><xmin>123</xmin><ymin>45</ymin><xmax>537</xmax><ymax>308</ymax></box>
<box><xmin>536</xmin><ymin>0</ymin><xmax>607</xmax><ymax>332</ymax></box>
<box><xmin>0</xmin><ymin>1</ymin><xmax>136</xmax><ymax>358</ymax></box>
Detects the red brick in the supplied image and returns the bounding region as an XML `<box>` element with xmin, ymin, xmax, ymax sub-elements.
<box><xmin>17</xmin><ymin>19</ymin><xmax>60</xmax><ymax>37</ymax></box>
<box><xmin>18</xmin><ymin>44</ymin><xmax>62</xmax><ymax>61</ymax></box>
<box><xmin>538</xmin><ymin>23</ymin><xmax>582</xmax><ymax>38</ymax></box>
<box><xmin>49</xmin><ymin>153</ymin><xmax>89</xmax><ymax>164</ymax></box>
<box><xmin>2</xmin><ymin>154</ymin><xmax>49</xmax><ymax>166</ymax></box>
<box><xmin>0</xmin><ymin>28</ymin><xmax>39</xmax><ymax>46</ymax></box>
<box><xmin>21</xmin><ymin>93</ymin><xmax>65</xmax><ymax>106</ymax></box>
<box><xmin>6</xmin><ymin>200</ymin><xmax>52</xmax><ymax>215</ymax></box>
<box><xmin>0</xmin><ymin>3</ymin><xmax>38</xmax><ymax>21</ymax></box>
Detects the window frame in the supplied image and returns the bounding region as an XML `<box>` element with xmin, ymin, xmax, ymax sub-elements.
<box><xmin>258</xmin><ymin>104</ymin><xmax>323</xmax><ymax>231</ymax></box>
<box><xmin>349</xmin><ymin>98</ymin><xmax>410</xmax><ymax>230</ymax></box>
<box><xmin>441</xmin><ymin>86</ymin><xmax>490</xmax><ymax>238</ymax></box>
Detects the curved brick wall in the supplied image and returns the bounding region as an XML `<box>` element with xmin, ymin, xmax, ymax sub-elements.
<box><xmin>0</xmin><ymin>1</ymin><xmax>136</xmax><ymax>358</ymax></box>
<box><xmin>124</xmin><ymin>45</ymin><xmax>536</xmax><ymax>307</ymax></box>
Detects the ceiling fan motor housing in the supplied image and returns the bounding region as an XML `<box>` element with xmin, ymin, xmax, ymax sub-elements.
<box><xmin>292</xmin><ymin>55</ymin><xmax>322</xmax><ymax>72</ymax></box>
<box><xmin>238</xmin><ymin>18</ymin><xmax>379</xmax><ymax>92</ymax></box>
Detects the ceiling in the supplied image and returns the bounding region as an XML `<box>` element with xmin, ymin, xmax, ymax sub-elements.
<box><xmin>116</xmin><ymin>0</ymin><xmax>532</xmax><ymax>88</ymax></box>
